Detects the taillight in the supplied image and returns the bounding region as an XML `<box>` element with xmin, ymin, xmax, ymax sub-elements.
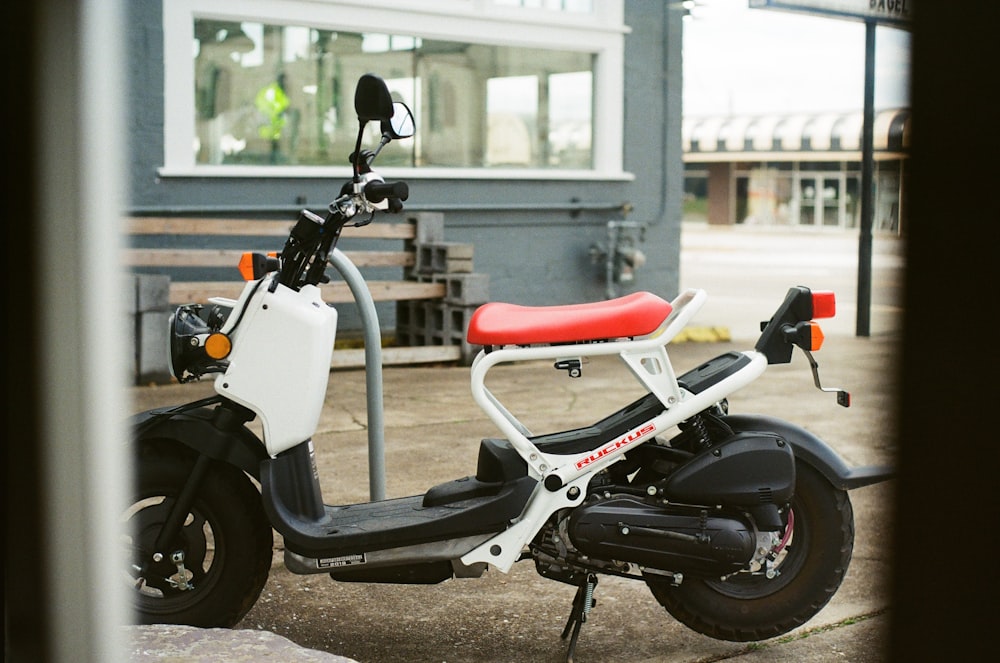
<box><xmin>811</xmin><ymin>291</ymin><xmax>836</xmax><ymax>319</ymax></box>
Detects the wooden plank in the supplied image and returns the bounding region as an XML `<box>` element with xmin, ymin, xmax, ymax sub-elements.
<box><xmin>330</xmin><ymin>345</ymin><xmax>463</xmax><ymax>369</ymax></box>
<box><xmin>336</xmin><ymin>280</ymin><xmax>443</xmax><ymax>303</ymax></box>
<box><xmin>127</xmin><ymin>218</ymin><xmax>292</xmax><ymax>236</ymax></box>
<box><xmin>125</xmin><ymin>249</ymin><xmax>246</xmax><ymax>268</ymax></box>
<box><xmin>125</xmin><ymin>248</ymin><xmax>413</xmax><ymax>268</ymax></box>
<box><xmin>167</xmin><ymin>280</ymin><xmax>445</xmax><ymax>305</ymax></box>
<box><xmin>342</xmin><ymin>251</ymin><xmax>414</xmax><ymax>268</ymax></box>
<box><xmin>126</xmin><ymin>217</ymin><xmax>415</xmax><ymax>239</ymax></box>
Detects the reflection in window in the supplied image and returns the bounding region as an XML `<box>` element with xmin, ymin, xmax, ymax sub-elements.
<box><xmin>193</xmin><ymin>19</ymin><xmax>595</xmax><ymax>169</ymax></box>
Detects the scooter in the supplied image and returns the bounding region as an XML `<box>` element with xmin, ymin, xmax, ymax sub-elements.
<box><xmin>126</xmin><ymin>73</ymin><xmax>893</xmax><ymax>661</ymax></box>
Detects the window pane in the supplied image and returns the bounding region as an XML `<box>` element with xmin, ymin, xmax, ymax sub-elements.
<box><xmin>193</xmin><ymin>19</ymin><xmax>594</xmax><ymax>169</ymax></box>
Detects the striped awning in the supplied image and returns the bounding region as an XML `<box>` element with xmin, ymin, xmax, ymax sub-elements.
<box><xmin>683</xmin><ymin>108</ymin><xmax>910</xmax><ymax>162</ymax></box>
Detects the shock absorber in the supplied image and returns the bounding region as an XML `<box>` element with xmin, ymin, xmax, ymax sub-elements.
<box><xmin>688</xmin><ymin>414</ymin><xmax>712</xmax><ymax>452</ymax></box>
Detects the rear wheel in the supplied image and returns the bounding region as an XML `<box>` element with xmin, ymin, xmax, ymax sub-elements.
<box><xmin>646</xmin><ymin>461</ymin><xmax>854</xmax><ymax>641</ymax></box>
<box><xmin>123</xmin><ymin>439</ymin><xmax>273</xmax><ymax>627</ymax></box>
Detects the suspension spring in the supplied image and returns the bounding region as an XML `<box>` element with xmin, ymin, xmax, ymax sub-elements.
<box><xmin>690</xmin><ymin>414</ymin><xmax>712</xmax><ymax>451</ymax></box>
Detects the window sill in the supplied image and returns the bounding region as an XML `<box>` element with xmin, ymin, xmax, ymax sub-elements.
<box><xmin>156</xmin><ymin>165</ymin><xmax>635</xmax><ymax>182</ymax></box>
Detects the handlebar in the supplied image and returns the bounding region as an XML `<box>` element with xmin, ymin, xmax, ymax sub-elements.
<box><xmin>363</xmin><ymin>179</ymin><xmax>409</xmax><ymax>204</ymax></box>
<box><xmin>259</xmin><ymin>76</ymin><xmax>417</xmax><ymax>293</ymax></box>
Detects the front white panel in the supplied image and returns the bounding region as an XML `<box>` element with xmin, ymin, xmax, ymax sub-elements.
<box><xmin>216</xmin><ymin>283</ymin><xmax>337</xmax><ymax>455</ymax></box>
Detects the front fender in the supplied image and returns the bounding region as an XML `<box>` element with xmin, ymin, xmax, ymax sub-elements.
<box><xmin>131</xmin><ymin>405</ymin><xmax>267</xmax><ymax>479</ymax></box>
<box><xmin>721</xmin><ymin>413</ymin><xmax>894</xmax><ymax>490</ymax></box>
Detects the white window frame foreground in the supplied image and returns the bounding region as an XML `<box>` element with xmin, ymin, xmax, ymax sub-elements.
<box><xmin>161</xmin><ymin>0</ymin><xmax>630</xmax><ymax>180</ymax></box>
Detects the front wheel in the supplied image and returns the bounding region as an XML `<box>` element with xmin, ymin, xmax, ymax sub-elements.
<box><xmin>123</xmin><ymin>439</ymin><xmax>273</xmax><ymax>627</ymax></box>
<box><xmin>646</xmin><ymin>461</ymin><xmax>854</xmax><ymax>641</ymax></box>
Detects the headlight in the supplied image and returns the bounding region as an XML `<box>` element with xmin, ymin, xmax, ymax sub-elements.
<box><xmin>169</xmin><ymin>304</ymin><xmax>233</xmax><ymax>382</ymax></box>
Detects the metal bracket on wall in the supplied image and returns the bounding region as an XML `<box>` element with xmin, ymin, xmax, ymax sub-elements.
<box><xmin>589</xmin><ymin>220</ymin><xmax>647</xmax><ymax>299</ymax></box>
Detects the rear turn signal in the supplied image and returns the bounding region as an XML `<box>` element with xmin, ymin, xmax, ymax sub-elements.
<box><xmin>805</xmin><ymin>322</ymin><xmax>825</xmax><ymax>351</ymax></box>
<box><xmin>782</xmin><ymin>321</ymin><xmax>825</xmax><ymax>351</ymax></box>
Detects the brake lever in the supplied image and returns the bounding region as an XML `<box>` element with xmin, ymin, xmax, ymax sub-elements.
<box><xmin>349</xmin><ymin>213</ymin><xmax>374</xmax><ymax>228</ymax></box>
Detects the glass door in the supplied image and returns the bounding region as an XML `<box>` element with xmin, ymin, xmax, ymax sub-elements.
<box><xmin>822</xmin><ymin>177</ymin><xmax>841</xmax><ymax>226</ymax></box>
<box><xmin>797</xmin><ymin>172</ymin><xmax>847</xmax><ymax>227</ymax></box>
<box><xmin>798</xmin><ymin>177</ymin><xmax>818</xmax><ymax>225</ymax></box>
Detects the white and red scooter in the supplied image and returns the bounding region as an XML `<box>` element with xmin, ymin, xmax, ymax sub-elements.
<box><xmin>126</xmin><ymin>73</ymin><xmax>892</xmax><ymax>662</ymax></box>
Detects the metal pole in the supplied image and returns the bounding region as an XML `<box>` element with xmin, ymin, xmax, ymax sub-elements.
<box><xmin>329</xmin><ymin>248</ymin><xmax>386</xmax><ymax>501</ymax></box>
<box><xmin>857</xmin><ymin>20</ymin><xmax>876</xmax><ymax>337</ymax></box>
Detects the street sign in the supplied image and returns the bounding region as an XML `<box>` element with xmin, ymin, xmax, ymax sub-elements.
<box><xmin>748</xmin><ymin>0</ymin><xmax>912</xmax><ymax>29</ymax></box>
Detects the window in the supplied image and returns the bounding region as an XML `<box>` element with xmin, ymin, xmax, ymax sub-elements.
<box><xmin>163</xmin><ymin>0</ymin><xmax>627</xmax><ymax>179</ymax></box>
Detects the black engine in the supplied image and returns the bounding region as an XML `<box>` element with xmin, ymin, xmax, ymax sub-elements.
<box><xmin>567</xmin><ymin>495</ymin><xmax>756</xmax><ymax>577</ymax></box>
<box><xmin>554</xmin><ymin>430</ymin><xmax>797</xmax><ymax>578</ymax></box>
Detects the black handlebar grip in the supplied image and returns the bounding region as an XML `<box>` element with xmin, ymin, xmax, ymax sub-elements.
<box><xmin>364</xmin><ymin>180</ymin><xmax>409</xmax><ymax>203</ymax></box>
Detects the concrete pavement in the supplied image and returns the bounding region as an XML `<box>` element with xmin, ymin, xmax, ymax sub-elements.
<box><xmin>125</xmin><ymin>224</ymin><xmax>902</xmax><ymax>661</ymax></box>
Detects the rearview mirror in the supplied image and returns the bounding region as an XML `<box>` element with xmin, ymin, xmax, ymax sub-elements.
<box><xmin>382</xmin><ymin>102</ymin><xmax>415</xmax><ymax>139</ymax></box>
<box><xmin>354</xmin><ymin>73</ymin><xmax>394</xmax><ymax>122</ymax></box>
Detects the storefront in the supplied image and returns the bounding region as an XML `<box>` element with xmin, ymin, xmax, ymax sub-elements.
<box><xmin>682</xmin><ymin>108</ymin><xmax>909</xmax><ymax>233</ymax></box>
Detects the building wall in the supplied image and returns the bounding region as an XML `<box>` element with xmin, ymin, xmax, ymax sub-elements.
<box><xmin>124</xmin><ymin>1</ymin><xmax>684</xmax><ymax>330</ymax></box>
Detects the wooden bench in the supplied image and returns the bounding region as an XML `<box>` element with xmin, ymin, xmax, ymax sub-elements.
<box><xmin>126</xmin><ymin>213</ymin><xmax>465</xmax><ymax>369</ymax></box>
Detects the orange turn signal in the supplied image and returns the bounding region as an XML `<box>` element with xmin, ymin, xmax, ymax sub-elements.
<box><xmin>204</xmin><ymin>332</ymin><xmax>232</xmax><ymax>360</ymax></box>
<box><xmin>782</xmin><ymin>321</ymin><xmax>825</xmax><ymax>351</ymax></box>
<box><xmin>239</xmin><ymin>252</ymin><xmax>279</xmax><ymax>281</ymax></box>
<box><xmin>804</xmin><ymin>321</ymin><xmax>825</xmax><ymax>351</ymax></box>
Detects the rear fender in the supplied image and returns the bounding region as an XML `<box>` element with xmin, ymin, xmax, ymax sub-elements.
<box><xmin>721</xmin><ymin>413</ymin><xmax>894</xmax><ymax>490</ymax></box>
<box><xmin>131</xmin><ymin>406</ymin><xmax>267</xmax><ymax>479</ymax></box>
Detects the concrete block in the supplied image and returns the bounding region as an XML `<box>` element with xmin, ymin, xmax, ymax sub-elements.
<box><xmin>135</xmin><ymin>273</ymin><xmax>171</xmax><ymax>313</ymax></box>
<box><xmin>395</xmin><ymin>300</ymin><xmax>483</xmax><ymax>365</ymax></box>
<box><xmin>395</xmin><ymin>300</ymin><xmax>431</xmax><ymax>340</ymax></box>
<box><xmin>126</xmin><ymin>273</ymin><xmax>173</xmax><ymax>385</ymax></box>
<box><xmin>407</xmin><ymin>211</ymin><xmax>445</xmax><ymax>245</ymax></box>
<box><xmin>416</xmin><ymin>242</ymin><xmax>474</xmax><ymax>274</ymax></box>
<box><xmin>430</xmin><ymin>272</ymin><xmax>490</xmax><ymax>305</ymax></box>
<box><xmin>434</xmin><ymin>243</ymin><xmax>474</xmax><ymax>273</ymax></box>
<box><xmin>124</xmin><ymin>274</ymin><xmax>139</xmax><ymax>315</ymax></box>
<box><xmin>137</xmin><ymin>309</ymin><xmax>172</xmax><ymax>385</ymax></box>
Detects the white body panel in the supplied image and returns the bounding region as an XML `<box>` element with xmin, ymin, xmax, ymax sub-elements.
<box><xmin>215</xmin><ymin>279</ymin><xmax>337</xmax><ymax>455</ymax></box>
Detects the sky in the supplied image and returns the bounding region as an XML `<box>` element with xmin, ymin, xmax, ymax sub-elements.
<box><xmin>682</xmin><ymin>0</ymin><xmax>912</xmax><ymax>117</ymax></box>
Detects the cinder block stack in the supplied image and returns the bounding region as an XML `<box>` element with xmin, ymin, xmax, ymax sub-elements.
<box><xmin>128</xmin><ymin>273</ymin><xmax>172</xmax><ymax>385</ymax></box>
<box><xmin>396</xmin><ymin>219</ymin><xmax>489</xmax><ymax>365</ymax></box>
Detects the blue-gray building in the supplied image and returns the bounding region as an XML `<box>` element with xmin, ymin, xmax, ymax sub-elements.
<box><xmin>125</xmin><ymin>1</ymin><xmax>685</xmax><ymax>342</ymax></box>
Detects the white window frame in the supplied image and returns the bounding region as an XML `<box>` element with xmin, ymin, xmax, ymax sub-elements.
<box><xmin>161</xmin><ymin>0</ymin><xmax>630</xmax><ymax>181</ymax></box>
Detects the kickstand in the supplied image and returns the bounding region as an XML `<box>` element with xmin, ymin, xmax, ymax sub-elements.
<box><xmin>561</xmin><ymin>573</ymin><xmax>598</xmax><ymax>663</ymax></box>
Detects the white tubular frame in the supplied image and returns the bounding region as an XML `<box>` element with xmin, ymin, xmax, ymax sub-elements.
<box><xmin>461</xmin><ymin>289</ymin><xmax>769</xmax><ymax>572</ymax></box>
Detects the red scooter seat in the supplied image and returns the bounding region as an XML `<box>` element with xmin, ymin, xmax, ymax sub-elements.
<box><xmin>467</xmin><ymin>291</ymin><xmax>673</xmax><ymax>346</ymax></box>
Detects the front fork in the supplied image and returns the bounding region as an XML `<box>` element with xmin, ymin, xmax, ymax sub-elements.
<box><xmin>142</xmin><ymin>453</ymin><xmax>214</xmax><ymax>590</ymax></box>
